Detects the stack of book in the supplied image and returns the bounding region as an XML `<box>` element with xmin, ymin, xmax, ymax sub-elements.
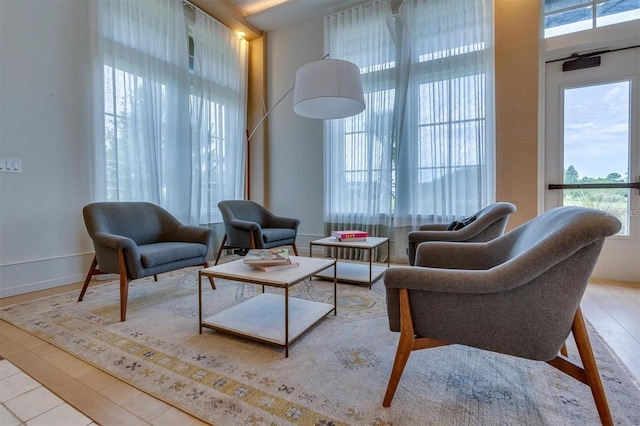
<box><xmin>332</xmin><ymin>230</ymin><xmax>368</xmax><ymax>242</ymax></box>
<box><xmin>242</xmin><ymin>248</ymin><xmax>299</xmax><ymax>272</ymax></box>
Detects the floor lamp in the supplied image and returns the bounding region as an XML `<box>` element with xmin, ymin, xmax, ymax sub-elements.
<box><xmin>245</xmin><ymin>58</ymin><xmax>365</xmax><ymax>199</ymax></box>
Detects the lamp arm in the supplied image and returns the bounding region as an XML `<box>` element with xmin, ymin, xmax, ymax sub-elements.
<box><xmin>246</xmin><ymin>84</ymin><xmax>295</xmax><ymax>142</ymax></box>
<box><xmin>246</xmin><ymin>54</ymin><xmax>330</xmax><ymax>142</ymax></box>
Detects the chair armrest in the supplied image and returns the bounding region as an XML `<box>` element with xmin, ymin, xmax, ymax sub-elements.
<box><xmin>418</xmin><ymin>224</ymin><xmax>448</xmax><ymax>231</ymax></box>
<box><xmin>384</xmin><ymin>260</ymin><xmax>537</xmax><ymax>294</ymax></box>
<box><xmin>388</xmin><ymin>230</ymin><xmax>578</xmax><ymax>294</ymax></box>
<box><xmin>384</xmin><ymin>266</ymin><xmax>501</xmax><ymax>294</ymax></box>
<box><xmin>229</xmin><ymin>218</ymin><xmax>261</xmax><ymax>232</ymax></box>
<box><xmin>409</xmin><ymin>229</ymin><xmax>469</xmax><ymax>243</ymax></box>
<box><xmin>174</xmin><ymin>225</ymin><xmax>214</xmax><ymax>245</ymax></box>
<box><xmin>264</xmin><ymin>214</ymin><xmax>300</xmax><ymax>230</ymax></box>
<box><xmin>91</xmin><ymin>232</ymin><xmax>137</xmax><ymax>251</ymax></box>
<box><xmin>414</xmin><ymin>241</ymin><xmax>497</xmax><ymax>270</ymax></box>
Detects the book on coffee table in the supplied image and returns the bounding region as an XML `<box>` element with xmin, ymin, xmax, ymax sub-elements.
<box><xmin>252</xmin><ymin>262</ymin><xmax>300</xmax><ymax>272</ymax></box>
<box><xmin>243</xmin><ymin>248</ymin><xmax>290</xmax><ymax>266</ymax></box>
<box><xmin>332</xmin><ymin>230</ymin><xmax>368</xmax><ymax>241</ymax></box>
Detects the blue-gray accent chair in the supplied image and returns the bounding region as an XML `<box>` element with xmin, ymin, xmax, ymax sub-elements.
<box><xmin>214</xmin><ymin>200</ymin><xmax>300</xmax><ymax>265</ymax></box>
<box><xmin>407</xmin><ymin>202</ymin><xmax>517</xmax><ymax>265</ymax></box>
<box><xmin>384</xmin><ymin>206</ymin><xmax>621</xmax><ymax>426</ymax></box>
<box><xmin>79</xmin><ymin>202</ymin><xmax>215</xmax><ymax>321</ymax></box>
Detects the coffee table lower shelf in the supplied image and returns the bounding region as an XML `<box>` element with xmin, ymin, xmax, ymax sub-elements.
<box><xmin>201</xmin><ymin>293</ymin><xmax>334</xmax><ymax>347</ymax></box>
<box><xmin>314</xmin><ymin>262</ymin><xmax>386</xmax><ymax>287</ymax></box>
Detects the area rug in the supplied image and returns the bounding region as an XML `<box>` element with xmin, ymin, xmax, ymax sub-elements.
<box><xmin>2</xmin><ymin>267</ymin><xmax>640</xmax><ymax>425</ymax></box>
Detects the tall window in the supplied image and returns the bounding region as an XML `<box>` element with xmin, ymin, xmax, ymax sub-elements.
<box><xmin>325</xmin><ymin>0</ymin><xmax>495</xmax><ymax>260</ymax></box>
<box><xmin>92</xmin><ymin>0</ymin><xmax>247</xmax><ymax>225</ymax></box>
<box><xmin>189</xmin><ymin>10</ymin><xmax>247</xmax><ymax>225</ymax></box>
<box><xmin>324</xmin><ymin>1</ymin><xmax>397</xmax><ymax>228</ymax></box>
<box><xmin>544</xmin><ymin>0</ymin><xmax>640</xmax><ymax>38</ymax></box>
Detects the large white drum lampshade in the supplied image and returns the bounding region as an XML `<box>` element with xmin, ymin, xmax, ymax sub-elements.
<box><xmin>293</xmin><ymin>59</ymin><xmax>365</xmax><ymax>119</ymax></box>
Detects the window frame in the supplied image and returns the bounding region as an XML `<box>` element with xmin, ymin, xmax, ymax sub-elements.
<box><xmin>544</xmin><ymin>0</ymin><xmax>640</xmax><ymax>39</ymax></box>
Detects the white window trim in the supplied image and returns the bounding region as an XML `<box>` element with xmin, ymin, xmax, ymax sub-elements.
<box><xmin>545</xmin><ymin>19</ymin><xmax>640</xmax><ymax>61</ymax></box>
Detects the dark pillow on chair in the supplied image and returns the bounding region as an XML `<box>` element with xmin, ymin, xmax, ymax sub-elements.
<box><xmin>446</xmin><ymin>215</ymin><xmax>477</xmax><ymax>231</ymax></box>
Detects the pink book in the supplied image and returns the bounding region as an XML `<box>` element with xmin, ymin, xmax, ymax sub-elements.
<box><xmin>332</xmin><ymin>230</ymin><xmax>368</xmax><ymax>240</ymax></box>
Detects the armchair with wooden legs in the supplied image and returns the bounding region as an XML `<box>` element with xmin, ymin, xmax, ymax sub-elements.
<box><xmin>407</xmin><ymin>202</ymin><xmax>516</xmax><ymax>265</ymax></box>
<box><xmin>383</xmin><ymin>206</ymin><xmax>621</xmax><ymax>426</ymax></box>
<box><xmin>79</xmin><ymin>202</ymin><xmax>216</xmax><ymax>322</ymax></box>
<box><xmin>214</xmin><ymin>200</ymin><xmax>300</xmax><ymax>265</ymax></box>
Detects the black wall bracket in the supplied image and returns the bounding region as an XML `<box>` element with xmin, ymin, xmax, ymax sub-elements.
<box><xmin>562</xmin><ymin>55</ymin><xmax>601</xmax><ymax>72</ymax></box>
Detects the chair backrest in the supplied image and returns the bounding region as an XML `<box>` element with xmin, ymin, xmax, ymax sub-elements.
<box><xmin>489</xmin><ymin>207</ymin><xmax>621</xmax><ymax>358</ymax></box>
<box><xmin>463</xmin><ymin>202</ymin><xmax>516</xmax><ymax>241</ymax></box>
<box><xmin>83</xmin><ymin>202</ymin><xmax>181</xmax><ymax>246</ymax></box>
<box><xmin>218</xmin><ymin>200</ymin><xmax>267</xmax><ymax>226</ymax></box>
<box><xmin>218</xmin><ymin>200</ymin><xmax>271</xmax><ymax>245</ymax></box>
<box><xmin>499</xmin><ymin>206</ymin><xmax>620</xmax><ymax>263</ymax></box>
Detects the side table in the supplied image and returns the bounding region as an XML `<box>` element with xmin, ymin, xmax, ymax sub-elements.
<box><xmin>309</xmin><ymin>236</ymin><xmax>389</xmax><ymax>288</ymax></box>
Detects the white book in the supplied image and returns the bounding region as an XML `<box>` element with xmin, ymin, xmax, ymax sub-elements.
<box><xmin>252</xmin><ymin>262</ymin><xmax>300</xmax><ymax>272</ymax></box>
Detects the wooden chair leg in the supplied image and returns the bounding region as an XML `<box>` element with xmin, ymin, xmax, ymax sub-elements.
<box><xmin>572</xmin><ymin>308</ymin><xmax>613</xmax><ymax>426</ymax></box>
<box><xmin>214</xmin><ymin>234</ymin><xmax>228</xmax><ymax>265</ymax></box>
<box><xmin>118</xmin><ymin>250</ymin><xmax>131</xmax><ymax>322</ymax></box>
<box><xmin>546</xmin><ymin>308</ymin><xmax>613</xmax><ymax>426</ymax></box>
<box><xmin>561</xmin><ymin>342</ymin><xmax>568</xmax><ymax>357</ymax></box>
<box><xmin>383</xmin><ymin>288</ymin><xmax>415</xmax><ymax>407</ymax></box>
<box><xmin>78</xmin><ymin>256</ymin><xmax>99</xmax><ymax>301</ymax></box>
<box><xmin>203</xmin><ymin>262</ymin><xmax>216</xmax><ymax>289</ymax></box>
<box><xmin>383</xmin><ymin>297</ymin><xmax>610</xmax><ymax>424</ymax></box>
<box><xmin>383</xmin><ymin>289</ymin><xmax>450</xmax><ymax>407</ymax></box>
<box><xmin>292</xmin><ymin>243</ymin><xmax>299</xmax><ymax>256</ymax></box>
<box><xmin>153</xmin><ymin>275</ymin><xmax>158</xmax><ymax>281</ymax></box>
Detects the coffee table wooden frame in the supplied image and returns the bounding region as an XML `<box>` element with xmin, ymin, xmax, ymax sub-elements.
<box><xmin>198</xmin><ymin>256</ymin><xmax>336</xmax><ymax>357</ymax></box>
<box><xmin>309</xmin><ymin>236</ymin><xmax>390</xmax><ymax>288</ymax></box>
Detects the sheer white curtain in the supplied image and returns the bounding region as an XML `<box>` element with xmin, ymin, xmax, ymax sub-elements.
<box><xmin>190</xmin><ymin>10</ymin><xmax>248</xmax><ymax>226</ymax></box>
<box><xmin>395</xmin><ymin>0</ymin><xmax>495</xmax><ymax>230</ymax></box>
<box><xmin>91</xmin><ymin>0</ymin><xmax>248</xmax><ymax>226</ymax></box>
<box><xmin>324</xmin><ymin>0</ymin><xmax>395</xmax><ymax>240</ymax></box>
<box><xmin>324</xmin><ymin>0</ymin><xmax>495</xmax><ymax>262</ymax></box>
<box><xmin>92</xmin><ymin>0</ymin><xmax>191</xmax><ymax>221</ymax></box>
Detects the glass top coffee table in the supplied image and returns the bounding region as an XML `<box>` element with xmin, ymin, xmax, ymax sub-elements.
<box><xmin>198</xmin><ymin>256</ymin><xmax>336</xmax><ymax>358</ymax></box>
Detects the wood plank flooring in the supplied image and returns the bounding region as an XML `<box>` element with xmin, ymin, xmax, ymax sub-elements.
<box><xmin>583</xmin><ymin>278</ymin><xmax>640</xmax><ymax>379</ymax></box>
<box><xmin>0</xmin><ymin>280</ymin><xmax>206</xmax><ymax>426</ymax></box>
<box><xmin>0</xmin><ymin>276</ymin><xmax>638</xmax><ymax>425</ymax></box>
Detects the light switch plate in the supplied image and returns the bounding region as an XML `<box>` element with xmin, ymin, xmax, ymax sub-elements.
<box><xmin>0</xmin><ymin>158</ymin><xmax>22</xmax><ymax>173</ymax></box>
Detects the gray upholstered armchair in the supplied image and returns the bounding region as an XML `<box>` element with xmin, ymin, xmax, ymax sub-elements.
<box><xmin>79</xmin><ymin>202</ymin><xmax>215</xmax><ymax>321</ymax></box>
<box><xmin>214</xmin><ymin>200</ymin><xmax>300</xmax><ymax>265</ymax></box>
<box><xmin>407</xmin><ymin>202</ymin><xmax>516</xmax><ymax>265</ymax></box>
<box><xmin>383</xmin><ymin>206</ymin><xmax>621</xmax><ymax>425</ymax></box>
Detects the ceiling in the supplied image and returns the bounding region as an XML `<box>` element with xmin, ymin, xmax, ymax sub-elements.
<box><xmin>228</xmin><ymin>0</ymin><xmax>368</xmax><ymax>32</ymax></box>
<box><xmin>230</xmin><ymin>0</ymin><xmax>289</xmax><ymax>15</ymax></box>
<box><xmin>189</xmin><ymin>0</ymin><xmax>374</xmax><ymax>40</ymax></box>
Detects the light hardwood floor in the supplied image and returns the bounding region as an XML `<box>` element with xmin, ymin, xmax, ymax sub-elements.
<box><xmin>0</xmin><ymin>276</ymin><xmax>638</xmax><ymax>425</ymax></box>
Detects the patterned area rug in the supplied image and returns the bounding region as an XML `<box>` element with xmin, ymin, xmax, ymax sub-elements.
<box><xmin>2</xmin><ymin>267</ymin><xmax>640</xmax><ymax>425</ymax></box>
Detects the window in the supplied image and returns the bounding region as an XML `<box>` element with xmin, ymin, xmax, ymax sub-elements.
<box><xmin>339</xmin><ymin>87</ymin><xmax>396</xmax><ymax>215</ymax></box>
<box><xmin>325</xmin><ymin>0</ymin><xmax>494</xmax><ymax>240</ymax></box>
<box><xmin>189</xmin><ymin>12</ymin><xmax>248</xmax><ymax>224</ymax></box>
<box><xmin>93</xmin><ymin>0</ymin><xmax>247</xmax><ymax>225</ymax></box>
<box><xmin>562</xmin><ymin>81</ymin><xmax>632</xmax><ymax>235</ymax></box>
<box><xmin>545</xmin><ymin>0</ymin><xmax>640</xmax><ymax>38</ymax></box>
<box><xmin>415</xmin><ymin>74</ymin><xmax>487</xmax><ymax>214</ymax></box>
<box><xmin>103</xmin><ymin>65</ymin><xmax>171</xmax><ymax>202</ymax></box>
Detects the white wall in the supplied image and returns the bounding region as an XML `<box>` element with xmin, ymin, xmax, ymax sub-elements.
<box><xmin>0</xmin><ymin>0</ymin><xmax>94</xmax><ymax>297</ymax></box>
<box><xmin>266</xmin><ymin>18</ymin><xmax>326</xmax><ymax>253</ymax></box>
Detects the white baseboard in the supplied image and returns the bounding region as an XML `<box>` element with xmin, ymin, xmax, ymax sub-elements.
<box><xmin>0</xmin><ymin>253</ymin><xmax>94</xmax><ymax>298</ymax></box>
